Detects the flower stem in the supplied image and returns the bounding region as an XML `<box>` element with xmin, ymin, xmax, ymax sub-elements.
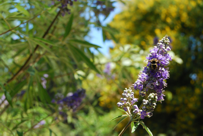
<box><xmin>118</xmin><ymin>118</ymin><xmax>132</xmax><ymax>136</ymax></box>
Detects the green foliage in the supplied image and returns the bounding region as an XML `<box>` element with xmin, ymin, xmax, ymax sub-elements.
<box><xmin>0</xmin><ymin>0</ymin><xmax>117</xmax><ymax>135</ymax></box>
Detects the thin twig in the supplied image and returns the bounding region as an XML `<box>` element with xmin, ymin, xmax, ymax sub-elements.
<box><xmin>25</xmin><ymin>18</ymin><xmax>59</xmax><ymax>69</ymax></box>
<box><xmin>0</xmin><ymin>104</ymin><xmax>9</xmax><ymax>116</ymax></box>
<box><xmin>23</xmin><ymin>113</ymin><xmax>54</xmax><ymax>135</ymax></box>
<box><xmin>0</xmin><ymin>12</ymin><xmax>42</xmax><ymax>36</ymax></box>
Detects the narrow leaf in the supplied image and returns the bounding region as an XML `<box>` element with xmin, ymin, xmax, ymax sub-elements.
<box><xmin>37</xmin><ymin>79</ymin><xmax>51</xmax><ymax>103</ymax></box>
<box><xmin>118</xmin><ymin>108</ymin><xmax>126</xmax><ymax>113</ymax></box>
<box><xmin>113</xmin><ymin>116</ymin><xmax>127</xmax><ymax>130</ymax></box>
<box><xmin>27</xmin><ymin>66</ymin><xmax>35</xmax><ymax>76</ymax></box>
<box><xmin>30</xmin><ymin>38</ymin><xmax>53</xmax><ymax>53</ymax></box>
<box><xmin>26</xmin><ymin>76</ymin><xmax>34</xmax><ymax>108</ymax></box>
<box><xmin>15</xmin><ymin>4</ymin><xmax>29</xmax><ymax>16</ymax></box>
<box><xmin>63</xmin><ymin>14</ymin><xmax>74</xmax><ymax>40</ymax></box>
<box><xmin>131</xmin><ymin>121</ymin><xmax>140</xmax><ymax>133</ymax></box>
<box><xmin>69</xmin><ymin>45</ymin><xmax>100</xmax><ymax>73</ymax></box>
<box><xmin>69</xmin><ymin>39</ymin><xmax>101</xmax><ymax>48</ymax></box>
<box><xmin>119</xmin><ymin>0</ymin><xmax>126</xmax><ymax>5</ymax></box>
<box><xmin>17</xmin><ymin>130</ymin><xmax>23</xmax><ymax>136</ymax></box>
<box><xmin>48</xmin><ymin>128</ymin><xmax>57</xmax><ymax>136</ymax></box>
<box><xmin>49</xmin><ymin>129</ymin><xmax>52</xmax><ymax>136</ymax></box>
<box><xmin>34</xmin><ymin>37</ymin><xmax>57</xmax><ymax>46</ymax></box>
<box><xmin>111</xmin><ymin>115</ymin><xmax>122</xmax><ymax>121</ymax></box>
<box><xmin>0</xmin><ymin>83</ymin><xmax>12</xmax><ymax>107</ymax></box>
<box><xmin>12</xmin><ymin>120</ymin><xmax>26</xmax><ymax>130</ymax></box>
<box><xmin>140</xmin><ymin>121</ymin><xmax>153</xmax><ymax>136</ymax></box>
<box><xmin>10</xmin><ymin>80</ymin><xmax>27</xmax><ymax>97</ymax></box>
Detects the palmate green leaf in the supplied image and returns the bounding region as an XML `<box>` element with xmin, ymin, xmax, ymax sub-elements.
<box><xmin>69</xmin><ymin>45</ymin><xmax>100</xmax><ymax>74</ymax></box>
<box><xmin>69</xmin><ymin>39</ymin><xmax>101</xmax><ymax>48</ymax></box>
<box><xmin>0</xmin><ymin>83</ymin><xmax>12</xmax><ymax>107</ymax></box>
<box><xmin>63</xmin><ymin>14</ymin><xmax>74</xmax><ymax>40</ymax></box>
<box><xmin>131</xmin><ymin>121</ymin><xmax>140</xmax><ymax>133</ymax></box>
<box><xmin>15</xmin><ymin>4</ymin><xmax>30</xmax><ymax>17</ymax></box>
<box><xmin>140</xmin><ymin>121</ymin><xmax>153</xmax><ymax>136</ymax></box>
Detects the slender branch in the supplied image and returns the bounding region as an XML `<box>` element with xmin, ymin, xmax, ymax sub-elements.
<box><xmin>0</xmin><ymin>12</ymin><xmax>42</xmax><ymax>36</ymax></box>
<box><xmin>0</xmin><ymin>104</ymin><xmax>9</xmax><ymax>116</ymax></box>
<box><xmin>24</xmin><ymin>18</ymin><xmax>59</xmax><ymax>69</ymax></box>
<box><xmin>4</xmin><ymin>11</ymin><xmax>61</xmax><ymax>86</ymax></box>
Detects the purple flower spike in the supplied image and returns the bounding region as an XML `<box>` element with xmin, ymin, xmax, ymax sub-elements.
<box><xmin>52</xmin><ymin>89</ymin><xmax>85</xmax><ymax>112</ymax></box>
<box><xmin>134</xmin><ymin>36</ymin><xmax>171</xmax><ymax>101</ymax></box>
<box><xmin>54</xmin><ymin>0</ymin><xmax>77</xmax><ymax>15</ymax></box>
<box><xmin>117</xmin><ymin>36</ymin><xmax>172</xmax><ymax>121</ymax></box>
<box><xmin>117</xmin><ymin>88</ymin><xmax>139</xmax><ymax>115</ymax></box>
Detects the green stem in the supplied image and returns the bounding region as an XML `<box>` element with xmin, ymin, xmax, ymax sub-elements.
<box><xmin>118</xmin><ymin>118</ymin><xmax>132</xmax><ymax>136</ymax></box>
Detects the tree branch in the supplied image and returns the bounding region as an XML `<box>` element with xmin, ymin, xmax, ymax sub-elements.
<box><xmin>4</xmin><ymin>11</ymin><xmax>61</xmax><ymax>86</ymax></box>
<box><xmin>0</xmin><ymin>13</ymin><xmax>42</xmax><ymax>36</ymax></box>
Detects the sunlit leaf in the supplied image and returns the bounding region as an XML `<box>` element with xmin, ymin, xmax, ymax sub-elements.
<box><xmin>15</xmin><ymin>4</ymin><xmax>30</xmax><ymax>16</ymax></box>
<box><xmin>131</xmin><ymin>121</ymin><xmax>140</xmax><ymax>133</ymax></box>
<box><xmin>10</xmin><ymin>80</ymin><xmax>27</xmax><ymax>97</ymax></box>
<box><xmin>69</xmin><ymin>39</ymin><xmax>101</xmax><ymax>48</ymax></box>
<box><xmin>17</xmin><ymin>131</ymin><xmax>23</xmax><ymax>136</ymax></box>
<box><xmin>37</xmin><ymin>78</ymin><xmax>51</xmax><ymax>103</ymax></box>
<box><xmin>63</xmin><ymin>14</ymin><xmax>74</xmax><ymax>40</ymax></box>
<box><xmin>111</xmin><ymin>115</ymin><xmax>127</xmax><ymax>121</ymax></box>
<box><xmin>30</xmin><ymin>38</ymin><xmax>53</xmax><ymax>53</ymax></box>
<box><xmin>140</xmin><ymin>121</ymin><xmax>153</xmax><ymax>136</ymax></box>
<box><xmin>34</xmin><ymin>37</ymin><xmax>57</xmax><ymax>46</ymax></box>
<box><xmin>113</xmin><ymin>116</ymin><xmax>127</xmax><ymax>130</ymax></box>
<box><xmin>69</xmin><ymin>45</ymin><xmax>100</xmax><ymax>73</ymax></box>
